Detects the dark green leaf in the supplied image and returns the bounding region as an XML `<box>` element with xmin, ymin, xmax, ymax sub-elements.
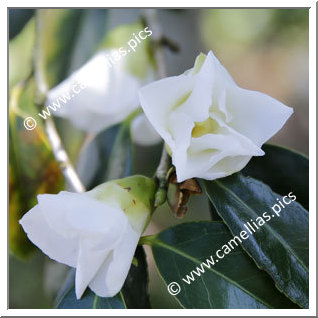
<box><xmin>145</xmin><ymin>221</ymin><xmax>299</xmax><ymax>309</ymax></box>
<box><xmin>55</xmin><ymin>270</ymin><xmax>126</xmax><ymax>309</ymax></box>
<box><xmin>242</xmin><ymin>144</ymin><xmax>308</xmax><ymax>210</ymax></box>
<box><xmin>208</xmin><ymin>200</ymin><xmax>222</xmax><ymax>221</ymax></box>
<box><xmin>204</xmin><ymin>173</ymin><xmax>308</xmax><ymax>308</ymax></box>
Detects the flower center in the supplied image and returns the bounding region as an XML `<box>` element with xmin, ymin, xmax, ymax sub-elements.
<box><xmin>192</xmin><ymin>117</ymin><xmax>219</xmax><ymax>138</ymax></box>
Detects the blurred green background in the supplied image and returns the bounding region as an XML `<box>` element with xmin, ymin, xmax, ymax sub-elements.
<box><xmin>9</xmin><ymin>8</ymin><xmax>308</xmax><ymax>309</ymax></box>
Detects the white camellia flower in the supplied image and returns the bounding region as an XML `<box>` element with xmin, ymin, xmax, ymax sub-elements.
<box><xmin>19</xmin><ymin>176</ymin><xmax>156</xmax><ymax>299</ymax></box>
<box><xmin>47</xmin><ymin>49</ymin><xmax>153</xmax><ymax>134</ymax></box>
<box><xmin>139</xmin><ymin>51</ymin><xmax>293</xmax><ymax>182</ymax></box>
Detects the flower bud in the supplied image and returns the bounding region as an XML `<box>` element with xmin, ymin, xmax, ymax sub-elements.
<box><xmin>19</xmin><ymin>175</ymin><xmax>156</xmax><ymax>299</ymax></box>
<box><xmin>89</xmin><ymin>175</ymin><xmax>157</xmax><ymax>233</ymax></box>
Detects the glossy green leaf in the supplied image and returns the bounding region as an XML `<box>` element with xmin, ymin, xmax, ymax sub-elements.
<box><xmin>144</xmin><ymin>222</ymin><xmax>299</xmax><ymax>309</ymax></box>
<box><xmin>242</xmin><ymin>144</ymin><xmax>308</xmax><ymax>210</ymax></box>
<box><xmin>55</xmin><ymin>270</ymin><xmax>126</xmax><ymax>309</ymax></box>
<box><xmin>208</xmin><ymin>200</ymin><xmax>222</xmax><ymax>221</ymax></box>
<box><xmin>204</xmin><ymin>173</ymin><xmax>308</xmax><ymax>308</ymax></box>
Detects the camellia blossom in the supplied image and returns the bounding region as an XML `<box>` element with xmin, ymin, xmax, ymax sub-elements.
<box><xmin>139</xmin><ymin>51</ymin><xmax>293</xmax><ymax>182</ymax></box>
<box><xmin>19</xmin><ymin>176</ymin><xmax>156</xmax><ymax>299</ymax></box>
<box><xmin>47</xmin><ymin>49</ymin><xmax>153</xmax><ymax>134</ymax></box>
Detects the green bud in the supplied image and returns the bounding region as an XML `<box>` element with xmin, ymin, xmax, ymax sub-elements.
<box><xmin>88</xmin><ymin>175</ymin><xmax>156</xmax><ymax>233</ymax></box>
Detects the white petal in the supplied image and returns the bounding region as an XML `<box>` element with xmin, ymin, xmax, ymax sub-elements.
<box><xmin>199</xmin><ymin>155</ymin><xmax>253</xmax><ymax>180</ymax></box>
<box><xmin>139</xmin><ymin>75</ymin><xmax>195</xmax><ymax>149</ymax></box>
<box><xmin>188</xmin><ymin>51</ymin><xmax>235</xmax><ymax>86</ymax></box>
<box><xmin>131</xmin><ymin>114</ymin><xmax>162</xmax><ymax>146</ymax></box>
<box><xmin>174</xmin><ymin>111</ymin><xmax>263</xmax><ymax>182</ymax></box>
<box><xmin>168</xmin><ymin>111</ymin><xmax>194</xmax><ymax>170</ymax></box>
<box><xmin>176</xmin><ymin>130</ymin><xmax>263</xmax><ymax>182</ymax></box>
<box><xmin>88</xmin><ymin>223</ymin><xmax>140</xmax><ymax>297</ymax></box>
<box><xmin>19</xmin><ymin>205</ymin><xmax>78</xmax><ymax>267</ymax></box>
<box><xmin>204</xmin><ymin>51</ymin><xmax>235</xmax><ymax>86</ymax></box>
<box><xmin>37</xmin><ymin>192</ymin><xmax>127</xmax><ymax>238</ymax></box>
<box><xmin>226</xmin><ymin>85</ymin><xmax>293</xmax><ymax>146</ymax></box>
<box><xmin>75</xmin><ymin>227</ymin><xmax>127</xmax><ymax>299</ymax></box>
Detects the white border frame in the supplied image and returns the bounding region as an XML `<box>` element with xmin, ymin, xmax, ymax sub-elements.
<box><xmin>3</xmin><ymin>0</ymin><xmax>316</xmax><ymax>316</ymax></box>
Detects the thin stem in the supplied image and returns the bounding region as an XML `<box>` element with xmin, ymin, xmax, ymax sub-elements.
<box><xmin>33</xmin><ymin>10</ymin><xmax>85</xmax><ymax>193</ymax></box>
<box><xmin>44</xmin><ymin>119</ymin><xmax>85</xmax><ymax>192</ymax></box>
<box><xmin>156</xmin><ymin>147</ymin><xmax>170</xmax><ymax>180</ymax></box>
<box><xmin>154</xmin><ymin>146</ymin><xmax>171</xmax><ymax>207</ymax></box>
<box><xmin>144</xmin><ymin>9</ymin><xmax>172</xmax><ymax>207</ymax></box>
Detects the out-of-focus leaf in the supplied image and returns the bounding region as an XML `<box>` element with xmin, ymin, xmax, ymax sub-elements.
<box><xmin>121</xmin><ymin>246</ymin><xmax>150</xmax><ymax>309</ymax></box>
<box><xmin>104</xmin><ymin>121</ymin><xmax>133</xmax><ymax>181</ymax></box>
<box><xmin>9</xmin><ymin>81</ymin><xmax>64</xmax><ymax>259</ymax></box>
<box><xmin>99</xmin><ymin>21</ymin><xmax>155</xmax><ymax>79</ymax></box>
<box><xmin>36</xmin><ymin>9</ymin><xmax>84</xmax><ymax>88</ymax></box>
<box><xmin>9</xmin><ymin>18</ymin><xmax>35</xmax><ymax>89</ymax></box>
<box><xmin>204</xmin><ymin>173</ymin><xmax>308</xmax><ymax>308</ymax></box>
<box><xmin>242</xmin><ymin>144</ymin><xmax>309</xmax><ymax>210</ymax></box>
<box><xmin>9</xmin><ymin>9</ymin><xmax>34</xmax><ymax>40</ymax></box>
<box><xmin>68</xmin><ymin>9</ymin><xmax>107</xmax><ymax>72</ymax></box>
<box><xmin>77</xmin><ymin>120</ymin><xmax>133</xmax><ymax>189</ymax></box>
<box><xmin>55</xmin><ymin>270</ymin><xmax>126</xmax><ymax>309</ymax></box>
<box><xmin>145</xmin><ymin>222</ymin><xmax>298</xmax><ymax>309</ymax></box>
<box><xmin>76</xmin><ymin>125</ymin><xmax>120</xmax><ymax>189</ymax></box>
<box><xmin>9</xmin><ymin>254</ymin><xmax>52</xmax><ymax>308</ymax></box>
